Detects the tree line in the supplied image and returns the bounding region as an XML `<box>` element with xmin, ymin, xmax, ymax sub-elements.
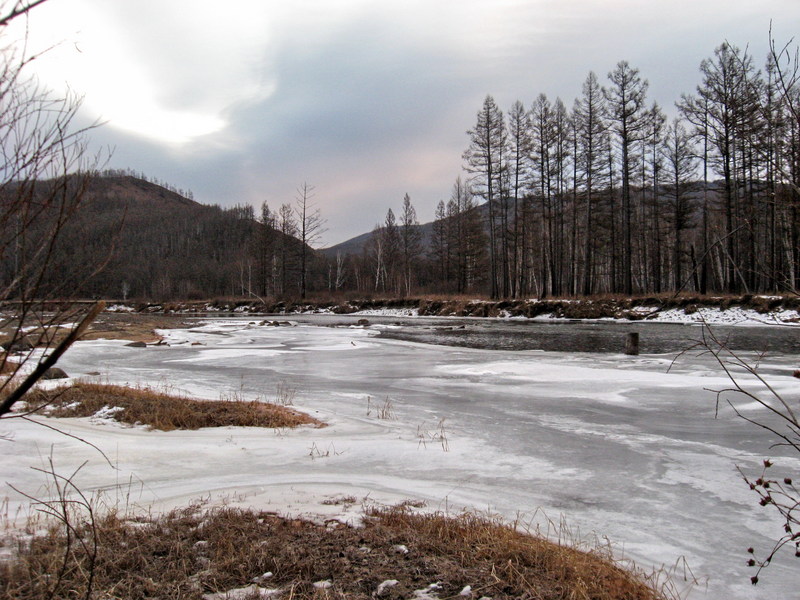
<box><xmin>331</xmin><ymin>37</ymin><xmax>800</xmax><ymax>300</ymax></box>
<box><xmin>456</xmin><ymin>40</ymin><xmax>800</xmax><ymax>299</ymax></box>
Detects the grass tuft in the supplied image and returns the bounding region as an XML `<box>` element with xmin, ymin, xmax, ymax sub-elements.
<box><xmin>24</xmin><ymin>382</ymin><xmax>323</xmax><ymax>431</ymax></box>
<box><xmin>1</xmin><ymin>505</ymin><xmax>674</xmax><ymax>600</ymax></box>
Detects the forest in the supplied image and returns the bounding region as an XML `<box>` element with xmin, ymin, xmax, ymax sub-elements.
<box><xmin>355</xmin><ymin>40</ymin><xmax>800</xmax><ymax>299</ymax></box>
<box><xmin>3</xmin><ymin>40</ymin><xmax>799</xmax><ymax>302</ymax></box>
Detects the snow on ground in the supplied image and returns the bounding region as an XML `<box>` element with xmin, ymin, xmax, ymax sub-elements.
<box><xmin>402</xmin><ymin>303</ymin><xmax>798</xmax><ymax>326</ymax></box>
<box><xmin>2</xmin><ymin>317</ymin><xmax>798</xmax><ymax>600</ymax></box>
<box><xmin>106</xmin><ymin>304</ymin><xmax>135</xmax><ymax>312</ymax></box>
<box><xmin>644</xmin><ymin>306</ymin><xmax>800</xmax><ymax>326</ymax></box>
<box><xmin>350</xmin><ymin>307</ymin><xmax>420</xmax><ymax>317</ymax></box>
<box><xmin>526</xmin><ymin>306</ymin><xmax>800</xmax><ymax>326</ymax></box>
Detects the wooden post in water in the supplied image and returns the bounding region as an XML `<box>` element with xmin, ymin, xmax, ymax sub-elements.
<box><xmin>625</xmin><ymin>332</ymin><xmax>639</xmax><ymax>355</ymax></box>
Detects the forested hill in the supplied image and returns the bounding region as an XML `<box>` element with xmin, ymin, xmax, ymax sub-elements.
<box><xmin>20</xmin><ymin>175</ymin><xmax>318</xmax><ymax>300</ymax></box>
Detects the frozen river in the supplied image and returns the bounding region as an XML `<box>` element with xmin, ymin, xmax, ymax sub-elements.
<box><xmin>4</xmin><ymin>315</ymin><xmax>799</xmax><ymax>599</ymax></box>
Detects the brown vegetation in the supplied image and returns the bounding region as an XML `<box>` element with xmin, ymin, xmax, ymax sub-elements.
<box><xmin>0</xmin><ymin>352</ymin><xmax>16</xmax><ymax>375</ymax></box>
<box><xmin>25</xmin><ymin>382</ymin><xmax>322</xmax><ymax>431</ymax></box>
<box><xmin>80</xmin><ymin>312</ymin><xmax>193</xmax><ymax>343</ymax></box>
<box><xmin>1</xmin><ymin>505</ymin><xmax>671</xmax><ymax>600</ymax></box>
<box><xmin>0</xmin><ymin>311</ymin><xmax>186</xmax><ymax>350</ymax></box>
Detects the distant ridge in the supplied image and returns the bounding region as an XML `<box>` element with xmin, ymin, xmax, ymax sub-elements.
<box><xmin>321</xmin><ymin>203</ymin><xmax>491</xmax><ymax>257</ymax></box>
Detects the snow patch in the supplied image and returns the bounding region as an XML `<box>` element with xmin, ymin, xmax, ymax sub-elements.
<box><xmin>106</xmin><ymin>304</ymin><xmax>135</xmax><ymax>312</ymax></box>
<box><xmin>297</xmin><ymin>307</ymin><xmax>334</xmax><ymax>314</ymax></box>
<box><xmin>412</xmin><ymin>583</ymin><xmax>443</xmax><ymax>600</ymax></box>
<box><xmin>202</xmin><ymin>585</ymin><xmax>280</xmax><ymax>600</ymax></box>
<box><xmin>376</xmin><ymin>580</ymin><xmax>399</xmax><ymax>595</ymax></box>
<box><xmin>647</xmin><ymin>306</ymin><xmax>800</xmax><ymax>326</ymax></box>
<box><xmin>351</xmin><ymin>308</ymin><xmax>419</xmax><ymax>317</ymax></box>
<box><xmin>90</xmin><ymin>405</ymin><xmax>125</xmax><ymax>424</ymax></box>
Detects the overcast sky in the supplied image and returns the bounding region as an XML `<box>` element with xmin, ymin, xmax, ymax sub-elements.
<box><xmin>13</xmin><ymin>0</ymin><xmax>800</xmax><ymax>245</ymax></box>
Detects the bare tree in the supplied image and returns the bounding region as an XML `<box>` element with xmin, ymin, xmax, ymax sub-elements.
<box><xmin>379</xmin><ymin>208</ymin><xmax>400</xmax><ymax>293</ymax></box>
<box><xmin>399</xmin><ymin>193</ymin><xmax>421</xmax><ymax>296</ymax></box>
<box><xmin>333</xmin><ymin>251</ymin><xmax>346</xmax><ymax>291</ymax></box>
<box><xmin>253</xmin><ymin>201</ymin><xmax>276</xmax><ymax>299</ymax></box>
<box><xmin>680</xmin><ymin>43</ymin><xmax>757</xmax><ymax>293</ymax></box>
<box><xmin>506</xmin><ymin>100</ymin><xmax>532</xmax><ymax>297</ymax></box>
<box><xmin>604</xmin><ymin>61</ymin><xmax>649</xmax><ymax>294</ymax></box>
<box><xmin>430</xmin><ymin>199</ymin><xmax>450</xmax><ymax>286</ymax></box>
<box><xmin>661</xmin><ymin>118</ymin><xmax>698</xmax><ymax>291</ymax></box>
<box><xmin>367</xmin><ymin>223</ymin><xmax>386</xmax><ymax>291</ymax></box>
<box><xmin>0</xmin><ymin>0</ymin><xmax>104</xmax><ymax>419</ymax></box>
<box><xmin>573</xmin><ymin>72</ymin><xmax>608</xmax><ymax>296</ymax></box>
<box><xmin>293</xmin><ymin>183</ymin><xmax>325</xmax><ymax>299</ymax></box>
<box><xmin>277</xmin><ymin>203</ymin><xmax>296</xmax><ymax>296</ymax></box>
<box><xmin>463</xmin><ymin>95</ymin><xmax>506</xmax><ymax>299</ymax></box>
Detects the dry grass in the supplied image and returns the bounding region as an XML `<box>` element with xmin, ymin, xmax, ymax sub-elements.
<box><xmin>79</xmin><ymin>312</ymin><xmax>194</xmax><ymax>343</ymax></box>
<box><xmin>24</xmin><ymin>381</ymin><xmax>323</xmax><ymax>431</ymax></box>
<box><xmin>0</xmin><ymin>505</ymin><xmax>673</xmax><ymax>600</ymax></box>
<box><xmin>0</xmin><ymin>313</ymin><xmax>189</xmax><ymax>349</ymax></box>
<box><xmin>0</xmin><ymin>352</ymin><xmax>18</xmax><ymax>375</ymax></box>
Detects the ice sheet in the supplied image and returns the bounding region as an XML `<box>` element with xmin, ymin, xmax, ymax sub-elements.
<box><xmin>2</xmin><ymin>317</ymin><xmax>797</xmax><ymax>599</ymax></box>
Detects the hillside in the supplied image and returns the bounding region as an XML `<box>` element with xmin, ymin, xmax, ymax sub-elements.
<box><xmin>321</xmin><ymin>205</ymin><xmax>490</xmax><ymax>258</ymax></box>
<box><xmin>1</xmin><ymin>175</ymin><xmax>322</xmax><ymax>300</ymax></box>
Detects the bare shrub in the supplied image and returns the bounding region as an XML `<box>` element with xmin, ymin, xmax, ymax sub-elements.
<box><xmin>0</xmin><ymin>0</ymin><xmax>106</xmax><ymax>420</ymax></box>
<box><xmin>274</xmin><ymin>380</ymin><xmax>297</xmax><ymax>406</ymax></box>
<box><xmin>676</xmin><ymin>325</ymin><xmax>799</xmax><ymax>583</ymax></box>
<box><xmin>365</xmin><ymin>396</ymin><xmax>396</xmax><ymax>420</ymax></box>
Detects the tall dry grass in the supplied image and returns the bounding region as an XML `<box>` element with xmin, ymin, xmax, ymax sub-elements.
<box><xmin>1</xmin><ymin>505</ymin><xmax>676</xmax><ymax>600</ymax></box>
<box><xmin>24</xmin><ymin>382</ymin><xmax>323</xmax><ymax>430</ymax></box>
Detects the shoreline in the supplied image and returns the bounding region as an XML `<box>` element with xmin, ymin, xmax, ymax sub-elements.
<box><xmin>104</xmin><ymin>294</ymin><xmax>800</xmax><ymax>327</ymax></box>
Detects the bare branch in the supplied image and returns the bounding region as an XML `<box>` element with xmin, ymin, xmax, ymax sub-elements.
<box><xmin>0</xmin><ymin>300</ymin><xmax>104</xmax><ymax>417</ymax></box>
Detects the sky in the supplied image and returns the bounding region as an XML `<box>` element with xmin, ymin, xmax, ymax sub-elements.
<box><xmin>9</xmin><ymin>0</ymin><xmax>800</xmax><ymax>246</ymax></box>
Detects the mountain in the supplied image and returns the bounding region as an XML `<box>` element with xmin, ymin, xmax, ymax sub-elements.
<box><xmin>320</xmin><ymin>230</ymin><xmax>376</xmax><ymax>257</ymax></box>
<box><xmin>321</xmin><ymin>203</ymin><xmax>490</xmax><ymax>258</ymax></box>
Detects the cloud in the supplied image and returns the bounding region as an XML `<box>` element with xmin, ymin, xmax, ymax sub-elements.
<box><xmin>19</xmin><ymin>0</ymin><xmax>277</xmax><ymax>144</ymax></box>
<box><xmin>9</xmin><ymin>0</ymin><xmax>800</xmax><ymax>244</ymax></box>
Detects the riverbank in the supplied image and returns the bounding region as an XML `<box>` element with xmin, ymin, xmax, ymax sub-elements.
<box><xmin>104</xmin><ymin>293</ymin><xmax>800</xmax><ymax>326</ymax></box>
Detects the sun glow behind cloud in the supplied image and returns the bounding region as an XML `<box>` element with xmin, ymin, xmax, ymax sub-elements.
<box><xmin>16</xmin><ymin>0</ymin><xmax>277</xmax><ymax>145</ymax></box>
